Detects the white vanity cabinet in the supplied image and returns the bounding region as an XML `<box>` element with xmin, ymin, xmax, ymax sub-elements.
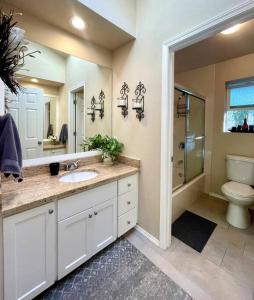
<box><xmin>57</xmin><ymin>182</ymin><xmax>117</xmax><ymax>279</ymax></box>
<box><xmin>3</xmin><ymin>174</ymin><xmax>138</xmax><ymax>299</ymax></box>
<box><xmin>117</xmin><ymin>174</ymin><xmax>138</xmax><ymax>237</ymax></box>
<box><xmin>3</xmin><ymin>203</ymin><xmax>56</xmax><ymax>300</ymax></box>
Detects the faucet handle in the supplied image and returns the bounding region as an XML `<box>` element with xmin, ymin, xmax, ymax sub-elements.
<box><xmin>75</xmin><ymin>160</ymin><xmax>81</xmax><ymax>167</ymax></box>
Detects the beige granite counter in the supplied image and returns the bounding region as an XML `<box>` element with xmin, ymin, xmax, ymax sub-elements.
<box><xmin>43</xmin><ymin>143</ymin><xmax>66</xmax><ymax>151</ymax></box>
<box><xmin>1</xmin><ymin>163</ymin><xmax>139</xmax><ymax>218</ymax></box>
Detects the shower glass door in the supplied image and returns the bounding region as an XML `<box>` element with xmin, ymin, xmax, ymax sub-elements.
<box><xmin>185</xmin><ymin>94</ymin><xmax>205</xmax><ymax>182</ymax></box>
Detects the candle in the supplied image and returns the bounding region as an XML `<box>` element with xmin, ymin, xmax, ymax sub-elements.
<box><xmin>95</xmin><ymin>103</ymin><xmax>102</xmax><ymax>110</ymax></box>
<box><xmin>87</xmin><ymin>108</ymin><xmax>94</xmax><ymax>115</ymax></box>
<box><xmin>133</xmin><ymin>102</ymin><xmax>142</xmax><ymax>109</ymax></box>
<box><xmin>117</xmin><ymin>99</ymin><xmax>126</xmax><ymax>107</ymax></box>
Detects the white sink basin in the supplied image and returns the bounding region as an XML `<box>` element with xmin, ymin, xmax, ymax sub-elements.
<box><xmin>59</xmin><ymin>171</ymin><xmax>98</xmax><ymax>183</ymax></box>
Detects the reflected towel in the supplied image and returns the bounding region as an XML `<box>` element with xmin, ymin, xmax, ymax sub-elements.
<box><xmin>0</xmin><ymin>113</ymin><xmax>23</xmax><ymax>182</ymax></box>
<box><xmin>59</xmin><ymin>124</ymin><xmax>68</xmax><ymax>144</ymax></box>
<box><xmin>47</xmin><ymin>124</ymin><xmax>53</xmax><ymax>138</ymax></box>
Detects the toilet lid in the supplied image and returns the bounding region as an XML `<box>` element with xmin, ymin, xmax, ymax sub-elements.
<box><xmin>222</xmin><ymin>181</ymin><xmax>254</xmax><ymax>198</ymax></box>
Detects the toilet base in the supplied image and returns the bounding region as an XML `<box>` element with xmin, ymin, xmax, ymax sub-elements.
<box><xmin>226</xmin><ymin>203</ymin><xmax>250</xmax><ymax>229</ymax></box>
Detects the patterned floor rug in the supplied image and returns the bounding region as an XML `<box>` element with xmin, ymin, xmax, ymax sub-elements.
<box><xmin>36</xmin><ymin>238</ymin><xmax>192</xmax><ymax>300</ymax></box>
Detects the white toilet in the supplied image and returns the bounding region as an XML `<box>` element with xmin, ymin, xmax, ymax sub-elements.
<box><xmin>221</xmin><ymin>155</ymin><xmax>254</xmax><ymax>229</ymax></box>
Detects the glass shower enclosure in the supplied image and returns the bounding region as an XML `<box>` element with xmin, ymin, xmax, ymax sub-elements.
<box><xmin>173</xmin><ymin>86</ymin><xmax>205</xmax><ymax>191</ymax></box>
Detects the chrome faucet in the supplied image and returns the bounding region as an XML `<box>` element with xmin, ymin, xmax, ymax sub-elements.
<box><xmin>64</xmin><ymin>160</ymin><xmax>80</xmax><ymax>171</ymax></box>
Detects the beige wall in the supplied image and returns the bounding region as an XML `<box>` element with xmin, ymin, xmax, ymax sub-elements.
<box><xmin>20</xmin><ymin>82</ymin><xmax>60</xmax><ymax>96</ymax></box>
<box><xmin>2</xmin><ymin>2</ymin><xmax>112</xmax><ymax>68</ymax></box>
<box><xmin>60</xmin><ymin>56</ymin><xmax>112</xmax><ymax>139</ymax></box>
<box><xmin>212</xmin><ymin>53</ymin><xmax>254</xmax><ymax>195</ymax></box>
<box><xmin>175</xmin><ymin>65</ymin><xmax>216</xmax><ymax>193</ymax></box>
<box><xmin>176</xmin><ymin>53</ymin><xmax>254</xmax><ymax>197</ymax></box>
<box><xmin>113</xmin><ymin>0</ymin><xmax>247</xmax><ymax>239</ymax></box>
<box><xmin>80</xmin><ymin>0</ymin><xmax>136</xmax><ymax>36</ymax></box>
<box><xmin>18</xmin><ymin>41</ymin><xmax>66</xmax><ymax>83</ymax></box>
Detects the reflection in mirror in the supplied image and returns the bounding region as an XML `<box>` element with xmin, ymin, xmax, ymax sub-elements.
<box><xmin>5</xmin><ymin>40</ymin><xmax>112</xmax><ymax>160</ymax></box>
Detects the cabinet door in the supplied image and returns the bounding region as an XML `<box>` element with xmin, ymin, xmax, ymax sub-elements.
<box><xmin>93</xmin><ymin>198</ymin><xmax>117</xmax><ymax>254</ymax></box>
<box><xmin>4</xmin><ymin>203</ymin><xmax>56</xmax><ymax>300</ymax></box>
<box><xmin>58</xmin><ymin>208</ymin><xmax>93</xmax><ymax>279</ymax></box>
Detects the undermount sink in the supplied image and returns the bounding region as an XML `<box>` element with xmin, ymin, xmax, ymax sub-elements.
<box><xmin>59</xmin><ymin>170</ymin><xmax>98</xmax><ymax>183</ymax></box>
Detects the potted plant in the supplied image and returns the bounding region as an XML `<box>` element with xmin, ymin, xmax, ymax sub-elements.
<box><xmin>81</xmin><ymin>134</ymin><xmax>124</xmax><ymax>165</ymax></box>
<box><xmin>81</xmin><ymin>134</ymin><xmax>105</xmax><ymax>151</ymax></box>
<box><xmin>101</xmin><ymin>136</ymin><xmax>124</xmax><ymax>165</ymax></box>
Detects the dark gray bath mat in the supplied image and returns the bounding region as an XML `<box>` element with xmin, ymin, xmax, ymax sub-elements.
<box><xmin>36</xmin><ymin>238</ymin><xmax>192</xmax><ymax>300</ymax></box>
<box><xmin>172</xmin><ymin>210</ymin><xmax>217</xmax><ymax>253</ymax></box>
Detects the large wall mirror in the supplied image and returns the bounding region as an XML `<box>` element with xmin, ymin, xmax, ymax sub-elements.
<box><xmin>5</xmin><ymin>40</ymin><xmax>112</xmax><ymax>160</ymax></box>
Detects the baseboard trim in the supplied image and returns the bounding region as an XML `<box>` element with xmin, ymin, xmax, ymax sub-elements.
<box><xmin>209</xmin><ymin>192</ymin><xmax>227</xmax><ymax>201</ymax></box>
<box><xmin>135</xmin><ymin>225</ymin><xmax>160</xmax><ymax>247</ymax></box>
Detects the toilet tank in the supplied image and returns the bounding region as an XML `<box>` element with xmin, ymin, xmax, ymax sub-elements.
<box><xmin>226</xmin><ymin>155</ymin><xmax>254</xmax><ymax>185</ymax></box>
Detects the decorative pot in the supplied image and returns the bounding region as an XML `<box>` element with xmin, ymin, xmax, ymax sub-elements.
<box><xmin>103</xmin><ymin>157</ymin><xmax>113</xmax><ymax>165</ymax></box>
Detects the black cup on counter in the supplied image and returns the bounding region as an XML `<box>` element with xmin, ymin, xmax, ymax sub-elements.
<box><xmin>49</xmin><ymin>162</ymin><xmax>60</xmax><ymax>176</ymax></box>
<box><xmin>237</xmin><ymin>125</ymin><xmax>242</xmax><ymax>132</ymax></box>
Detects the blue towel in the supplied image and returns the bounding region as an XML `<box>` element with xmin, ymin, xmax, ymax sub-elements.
<box><xmin>0</xmin><ymin>113</ymin><xmax>23</xmax><ymax>182</ymax></box>
<box><xmin>59</xmin><ymin>124</ymin><xmax>68</xmax><ymax>144</ymax></box>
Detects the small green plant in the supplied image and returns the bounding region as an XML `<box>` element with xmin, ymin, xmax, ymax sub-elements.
<box><xmin>101</xmin><ymin>136</ymin><xmax>124</xmax><ymax>162</ymax></box>
<box><xmin>81</xmin><ymin>134</ymin><xmax>105</xmax><ymax>151</ymax></box>
<box><xmin>81</xmin><ymin>134</ymin><xmax>124</xmax><ymax>162</ymax></box>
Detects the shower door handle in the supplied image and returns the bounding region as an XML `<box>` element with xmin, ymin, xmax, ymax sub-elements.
<box><xmin>194</xmin><ymin>136</ymin><xmax>205</xmax><ymax>140</ymax></box>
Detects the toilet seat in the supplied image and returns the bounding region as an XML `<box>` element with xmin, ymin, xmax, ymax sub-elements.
<box><xmin>222</xmin><ymin>181</ymin><xmax>254</xmax><ymax>203</ymax></box>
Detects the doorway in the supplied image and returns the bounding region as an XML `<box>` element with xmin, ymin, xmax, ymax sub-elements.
<box><xmin>69</xmin><ymin>83</ymin><xmax>85</xmax><ymax>153</ymax></box>
<box><xmin>160</xmin><ymin>3</ymin><xmax>254</xmax><ymax>249</ymax></box>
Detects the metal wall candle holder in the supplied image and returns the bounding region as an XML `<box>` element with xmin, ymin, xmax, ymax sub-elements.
<box><xmin>117</xmin><ymin>82</ymin><xmax>129</xmax><ymax>118</ymax></box>
<box><xmin>87</xmin><ymin>96</ymin><xmax>96</xmax><ymax>122</ymax></box>
<box><xmin>95</xmin><ymin>90</ymin><xmax>105</xmax><ymax>119</ymax></box>
<box><xmin>132</xmin><ymin>82</ymin><xmax>146</xmax><ymax>121</ymax></box>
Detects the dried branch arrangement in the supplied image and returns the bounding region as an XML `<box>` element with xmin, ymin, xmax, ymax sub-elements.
<box><xmin>0</xmin><ymin>10</ymin><xmax>40</xmax><ymax>94</ymax></box>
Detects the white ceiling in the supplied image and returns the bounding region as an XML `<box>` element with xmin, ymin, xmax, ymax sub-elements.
<box><xmin>175</xmin><ymin>19</ymin><xmax>254</xmax><ymax>73</ymax></box>
<box><xmin>3</xmin><ymin>0</ymin><xmax>135</xmax><ymax>50</ymax></box>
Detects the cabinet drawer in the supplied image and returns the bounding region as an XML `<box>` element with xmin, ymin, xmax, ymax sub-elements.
<box><xmin>58</xmin><ymin>181</ymin><xmax>117</xmax><ymax>221</ymax></box>
<box><xmin>118</xmin><ymin>174</ymin><xmax>138</xmax><ymax>195</ymax></box>
<box><xmin>118</xmin><ymin>208</ymin><xmax>137</xmax><ymax>237</ymax></box>
<box><xmin>118</xmin><ymin>189</ymin><xmax>137</xmax><ymax>216</ymax></box>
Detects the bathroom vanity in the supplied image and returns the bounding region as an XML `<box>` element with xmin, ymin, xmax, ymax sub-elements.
<box><xmin>2</xmin><ymin>163</ymin><xmax>139</xmax><ymax>300</ymax></box>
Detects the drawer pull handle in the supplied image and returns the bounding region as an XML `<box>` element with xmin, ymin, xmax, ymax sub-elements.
<box><xmin>127</xmin><ymin>201</ymin><xmax>131</xmax><ymax>205</ymax></box>
<box><xmin>127</xmin><ymin>221</ymin><xmax>131</xmax><ymax>225</ymax></box>
<box><xmin>89</xmin><ymin>214</ymin><xmax>93</xmax><ymax>218</ymax></box>
<box><xmin>48</xmin><ymin>209</ymin><xmax>54</xmax><ymax>214</ymax></box>
<box><xmin>127</xmin><ymin>183</ymin><xmax>131</xmax><ymax>187</ymax></box>
<box><xmin>94</xmin><ymin>211</ymin><xmax>98</xmax><ymax>215</ymax></box>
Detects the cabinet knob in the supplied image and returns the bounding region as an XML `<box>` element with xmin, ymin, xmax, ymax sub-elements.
<box><xmin>127</xmin><ymin>221</ymin><xmax>131</xmax><ymax>225</ymax></box>
<box><xmin>48</xmin><ymin>209</ymin><xmax>54</xmax><ymax>214</ymax></box>
<box><xmin>89</xmin><ymin>214</ymin><xmax>93</xmax><ymax>218</ymax></box>
<box><xmin>94</xmin><ymin>211</ymin><xmax>98</xmax><ymax>215</ymax></box>
<box><xmin>127</xmin><ymin>183</ymin><xmax>131</xmax><ymax>187</ymax></box>
<box><xmin>127</xmin><ymin>201</ymin><xmax>131</xmax><ymax>205</ymax></box>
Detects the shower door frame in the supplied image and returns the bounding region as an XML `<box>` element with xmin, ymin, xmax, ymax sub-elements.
<box><xmin>159</xmin><ymin>2</ymin><xmax>254</xmax><ymax>249</ymax></box>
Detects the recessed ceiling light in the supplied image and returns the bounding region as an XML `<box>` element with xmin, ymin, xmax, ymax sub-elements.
<box><xmin>221</xmin><ymin>24</ymin><xmax>241</xmax><ymax>35</ymax></box>
<box><xmin>31</xmin><ymin>78</ymin><xmax>38</xmax><ymax>83</ymax></box>
<box><xmin>71</xmin><ymin>16</ymin><xmax>86</xmax><ymax>30</ymax></box>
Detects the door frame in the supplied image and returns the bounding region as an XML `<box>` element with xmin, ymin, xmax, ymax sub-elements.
<box><xmin>68</xmin><ymin>82</ymin><xmax>85</xmax><ymax>153</ymax></box>
<box><xmin>160</xmin><ymin>1</ymin><xmax>254</xmax><ymax>249</ymax></box>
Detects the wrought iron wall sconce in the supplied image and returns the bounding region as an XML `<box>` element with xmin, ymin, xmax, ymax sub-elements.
<box><xmin>87</xmin><ymin>96</ymin><xmax>96</xmax><ymax>122</ymax></box>
<box><xmin>117</xmin><ymin>82</ymin><xmax>129</xmax><ymax>118</ymax></box>
<box><xmin>132</xmin><ymin>82</ymin><xmax>146</xmax><ymax>121</ymax></box>
<box><xmin>95</xmin><ymin>90</ymin><xmax>105</xmax><ymax>119</ymax></box>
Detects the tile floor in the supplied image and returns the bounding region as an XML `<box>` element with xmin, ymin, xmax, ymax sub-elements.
<box><xmin>126</xmin><ymin>196</ymin><xmax>254</xmax><ymax>300</ymax></box>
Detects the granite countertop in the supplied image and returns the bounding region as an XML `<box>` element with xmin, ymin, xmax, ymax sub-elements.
<box><xmin>43</xmin><ymin>143</ymin><xmax>66</xmax><ymax>151</ymax></box>
<box><xmin>1</xmin><ymin>163</ymin><xmax>139</xmax><ymax>218</ymax></box>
